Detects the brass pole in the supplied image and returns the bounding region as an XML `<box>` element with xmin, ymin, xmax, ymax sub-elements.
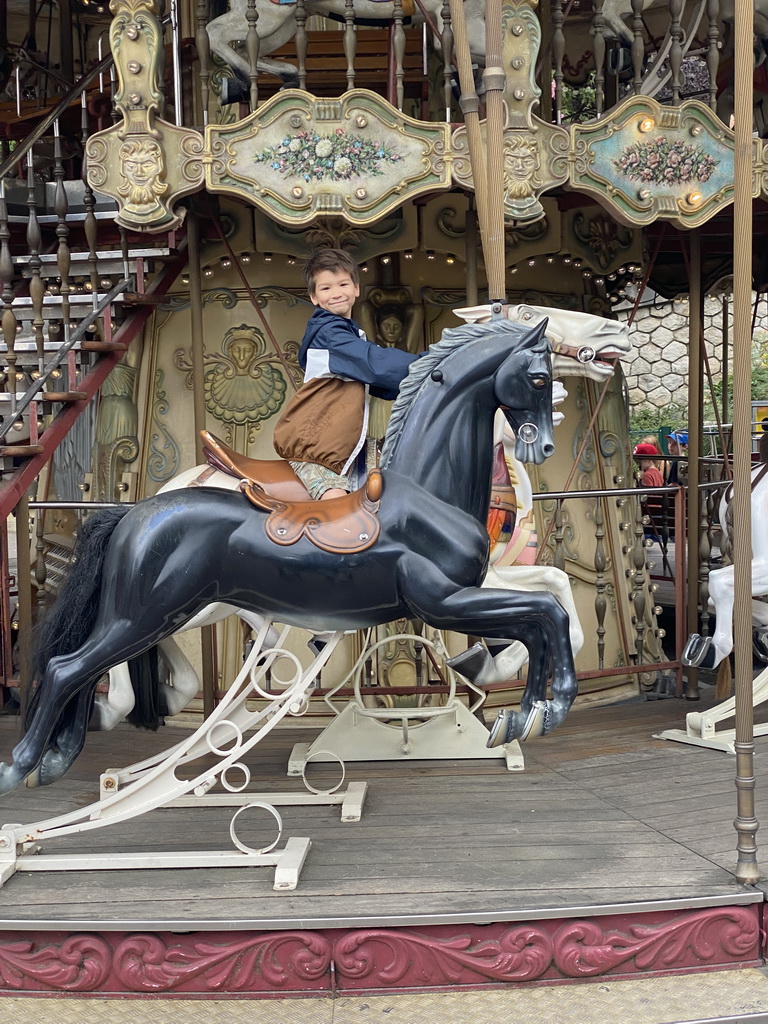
<box><xmin>731</xmin><ymin>0</ymin><xmax>760</xmax><ymax>882</ymax></box>
<box><xmin>722</xmin><ymin>296</ymin><xmax>729</xmax><ymax>427</ymax></box>
<box><xmin>685</xmin><ymin>231</ymin><xmax>702</xmax><ymax>702</ymax></box>
<box><xmin>449</xmin><ymin>0</ymin><xmax>491</xmax><ymax>260</ymax></box>
<box><xmin>187</xmin><ymin>211</ymin><xmax>217</xmax><ymax>719</ymax></box>
<box><xmin>483</xmin><ymin>0</ymin><xmax>507</xmax><ymax>302</ymax></box>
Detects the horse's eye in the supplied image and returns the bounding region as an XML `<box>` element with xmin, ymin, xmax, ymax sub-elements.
<box><xmin>530</xmin><ymin>375</ymin><xmax>549</xmax><ymax>389</ymax></box>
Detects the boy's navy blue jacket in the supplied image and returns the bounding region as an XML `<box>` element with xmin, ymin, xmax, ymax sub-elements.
<box><xmin>299</xmin><ymin>308</ymin><xmax>419</xmax><ymax>399</ymax></box>
<box><xmin>273</xmin><ymin>307</ymin><xmax>421</xmax><ymax>475</ymax></box>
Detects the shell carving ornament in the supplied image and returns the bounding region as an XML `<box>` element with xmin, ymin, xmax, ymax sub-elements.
<box><xmin>85</xmin><ymin>0</ymin><xmax>204</xmax><ymax>232</ymax></box>
<box><xmin>0</xmin><ymin>907</ymin><xmax>758</xmax><ymax>994</ymax></box>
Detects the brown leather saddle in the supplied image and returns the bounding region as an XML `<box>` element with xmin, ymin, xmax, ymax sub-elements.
<box><xmin>200</xmin><ymin>430</ymin><xmax>382</xmax><ymax>555</ymax></box>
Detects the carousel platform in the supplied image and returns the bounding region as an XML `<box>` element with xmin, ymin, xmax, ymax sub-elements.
<box><xmin>0</xmin><ymin>690</ymin><xmax>766</xmax><ymax>1000</ymax></box>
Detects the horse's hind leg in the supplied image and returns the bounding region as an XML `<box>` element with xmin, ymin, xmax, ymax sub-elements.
<box><xmin>0</xmin><ymin>623</ymin><xmax>159</xmax><ymax>794</ymax></box>
<box><xmin>31</xmin><ymin>685</ymin><xmax>97</xmax><ymax>786</ymax></box>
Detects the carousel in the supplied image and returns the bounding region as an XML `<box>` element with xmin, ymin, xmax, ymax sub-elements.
<box><xmin>0</xmin><ymin>0</ymin><xmax>765</xmax><ymax>1002</ymax></box>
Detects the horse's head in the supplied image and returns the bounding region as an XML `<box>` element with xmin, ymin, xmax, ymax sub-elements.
<box><xmin>493</xmin><ymin>320</ymin><xmax>555</xmax><ymax>466</ymax></box>
<box><xmin>506</xmin><ymin>304</ymin><xmax>631</xmax><ymax>382</ymax></box>
<box><xmin>455</xmin><ymin>303</ymin><xmax>631</xmax><ymax>383</ymax></box>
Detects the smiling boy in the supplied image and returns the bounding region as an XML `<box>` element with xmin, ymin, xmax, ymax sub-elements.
<box><xmin>273</xmin><ymin>248</ymin><xmax>421</xmax><ymax>499</ymax></box>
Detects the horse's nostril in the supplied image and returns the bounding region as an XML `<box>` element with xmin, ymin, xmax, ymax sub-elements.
<box><xmin>543</xmin><ymin>444</ymin><xmax>555</xmax><ymax>457</ymax></box>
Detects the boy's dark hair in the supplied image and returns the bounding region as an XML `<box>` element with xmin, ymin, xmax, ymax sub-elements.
<box><xmin>302</xmin><ymin>248</ymin><xmax>359</xmax><ymax>295</ymax></box>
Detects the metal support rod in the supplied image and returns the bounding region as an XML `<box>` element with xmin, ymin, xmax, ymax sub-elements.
<box><xmin>170</xmin><ymin>0</ymin><xmax>184</xmax><ymax>126</ymax></box>
<box><xmin>186</xmin><ymin>211</ymin><xmax>217</xmax><ymax>720</ymax></box>
<box><xmin>465</xmin><ymin>201</ymin><xmax>478</xmax><ymax>305</ymax></box>
<box><xmin>685</xmin><ymin>230</ymin><xmax>702</xmax><ymax>701</ymax></box>
<box><xmin>483</xmin><ymin>0</ymin><xmax>506</xmax><ymax>303</ymax></box>
<box><xmin>0</xmin><ymin>516</ymin><xmax>13</xmax><ymax>695</ymax></box>
<box><xmin>732</xmin><ymin>0</ymin><xmax>760</xmax><ymax>883</ymax></box>
<box><xmin>448</xmin><ymin>0</ymin><xmax>491</xmax><ymax>261</ymax></box>
<box><xmin>722</xmin><ymin>296</ymin><xmax>729</xmax><ymax>427</ymax></box>
<box><xmin>14</xmin><ymin>492</ymin><xmax>32</xmax><ymax>709</ymax></box>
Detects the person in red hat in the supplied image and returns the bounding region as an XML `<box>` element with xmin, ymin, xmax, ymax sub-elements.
<box><xmin>633</xmin><ymin>442</ymin><xmax>665</xmax><ymax>536</ymax></box>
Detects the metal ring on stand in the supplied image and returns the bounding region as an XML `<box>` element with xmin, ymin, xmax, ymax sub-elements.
<box><xmin>229</xmin><ymin>801</ymin><xmax>283</xmax><ymax>855</ymax></box>
<box><xmin>301</xmin><ymin>749</ymin><xmax>346</xmax><ymax>796</ymax></box>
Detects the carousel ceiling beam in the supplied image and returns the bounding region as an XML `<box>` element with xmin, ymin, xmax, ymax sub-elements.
<box><xmin>732</xmin><ymin>0</ymin><xmax>760</xmax><ymax>883</ymax></box>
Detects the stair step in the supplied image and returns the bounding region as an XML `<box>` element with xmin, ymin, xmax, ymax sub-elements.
<box><xmin>0</xmin><ymin>444</ymin><xmax>44</xmax><ymax>456</ymax></box>
<box><xmin>8</xmin><ymin>292</ymin><xmax>126</xmax><ymax>319</ymax></box>
<box><xmin>16</xmin><ymin>248</ymin><xmax>172</xmax><ymax>279</ymax></box>
<box><xmin>39</xmin><ymin>391</ymin><xmax>88</xmax><ymax>402</ymax></box>
<box><xmin>78</xmin><ymin>340</ymin><xmax>127</xmax><ymax>352</ymax></box>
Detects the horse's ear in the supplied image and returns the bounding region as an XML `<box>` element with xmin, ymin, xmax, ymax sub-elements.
<box><xmin>520</xmin><ymin>317</ymin><xmax>549</xmax><ymax>352</ymax></box>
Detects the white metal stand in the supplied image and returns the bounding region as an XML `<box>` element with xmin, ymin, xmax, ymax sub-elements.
<box><xmin>654</xmin><ymin>663</ymin><xmax>768</xmax><ymax>754</ymax></box>
<box><xmin>288</xmin><ymin>633</ymin><xmax>524</xmax><ymax>774</ymax></box>
<box><xmin>0</xmin><ymin>620</ymin><xmax>354</xmax><ymax>890</ymax></box>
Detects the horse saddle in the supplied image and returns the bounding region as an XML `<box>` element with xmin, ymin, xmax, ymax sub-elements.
<box><xmin>200</xmin><ymin>429</ymin><xmax>382</xmax><ymax>555</ymax></box>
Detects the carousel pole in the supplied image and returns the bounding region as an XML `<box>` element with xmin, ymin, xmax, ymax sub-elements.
<box><xmin>448</xmin><ymin>0</ymin><xmax>491</xmax><ymax>263</ymax></box>
<box><xmin>482</xmin><ymin>0</ymin><xmax>507</xmax><ymax>303</ymax></box>
<box><xmin>187</xmin><ymin>209</ymin><xmax>218</xmax><ymax>720</ymax></box>
<box><xmin>685</xmin><ymin>231</ymin><xmax>702</xmax><ymax>702</ymax></box>
<box><xmin>731</xmin><ymin>0</ymin><xmax>760</xmax><ymax>882</ymax></box>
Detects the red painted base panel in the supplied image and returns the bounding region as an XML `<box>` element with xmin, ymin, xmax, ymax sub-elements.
<box><xmin>0</xmin><ymin>904</ymin><xmax>762</xmax><ymax>998</ymax></box>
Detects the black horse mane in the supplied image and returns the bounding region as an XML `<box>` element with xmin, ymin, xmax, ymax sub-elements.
<box><xmin>380</xmin><ymin>317</ymin><xmax>546</xmax><ymax>469</ymax></box>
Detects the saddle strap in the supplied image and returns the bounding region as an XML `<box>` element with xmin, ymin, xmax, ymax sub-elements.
<box><xmin>242</xmin><ymin>469</ymin><xmax>383</xmax><ymax>555</ymax></box>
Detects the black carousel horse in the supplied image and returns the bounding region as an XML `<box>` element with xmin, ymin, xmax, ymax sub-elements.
<box><xmin>0</xmin><ymin>316</ymin><xmax>578</xmax><ymax>794</ymax></box>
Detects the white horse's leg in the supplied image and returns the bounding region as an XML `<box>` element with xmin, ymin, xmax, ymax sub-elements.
<box><xmin>155</xmin><ymin>636</ymin><xmax>200</xmax><ymax>716</ymax></box>
<box><xmin>707</xmin><ymin>564</ymin><xmax>736</xmax><ymax>667</ymax></box>
<box><xmin>206</xmin><ymin>3</ymin><xmax>299</xmax><ymax>83</ymax></box>
<box><xmin>90</xmin><ymin>662</ymin><xmax>136</xmax><ymax>731</ymax></box>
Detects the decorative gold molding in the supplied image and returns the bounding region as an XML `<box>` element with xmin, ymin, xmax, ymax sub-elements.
<box><xmin>85</xmin><ymin>0</ymin><xmax>204</xmax><ymax>231</ymax></box>
<box><xmin>451</xmin><ymin>4</ymin><xmax>569</xmax><ymax>223</ymax></box>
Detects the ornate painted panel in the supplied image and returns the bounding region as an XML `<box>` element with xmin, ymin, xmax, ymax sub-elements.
<box><xmin>205</xmin><ymin>90</ymin><xmax>451</xmax><ymax>226</ymax></box>
<box><xmin>571</xmin><ymin>96</ymin><xmax>761</xmax><ymax>229</ymax></box>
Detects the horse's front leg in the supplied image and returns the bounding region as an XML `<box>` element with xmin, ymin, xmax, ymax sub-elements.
<box><xmin>399</xmin><ymin>555</ymin><xmax>577</xmax><ymax>743</ymax></box>
<box><xmin>456</xmin><ymin>565</ymin><xmax>585</xmax><ymax>685</ymax></box>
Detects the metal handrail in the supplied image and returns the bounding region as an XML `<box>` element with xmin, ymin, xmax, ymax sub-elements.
<box><xmin>0</xmin><ymin>276</ymin><xmax>133</xmax><ymax>439</ymax></box>
<box><xmin>0</xmin><ymin>11</ymin><xmax>175</xmax><ymax>180</ymax></box>
<box><xmin>0</xmin><ymin>51</ymin><xmax>114</xmax><ymax>181</ymax></box>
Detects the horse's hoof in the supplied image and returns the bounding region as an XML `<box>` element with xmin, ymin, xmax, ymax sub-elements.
<box><xmin>0</xmin><ymin>762</ymin><xmax>26</xmax><ymax>796</ymax></box>
<box><xmin>37</xmin><ymin>749</ymin><xmax>72</xmax><ymax>786</ymax></box>
<box><xmin>486</xmin><ymin>702</ymin><xmax>548</xmax><ymax>747</ymax></box>
<box><xmin>447</xmin><ymin>643</ymin><xmax>494</xmax><ymax>686</ymax></box>
<box><xmin>682</xmin><ymin>634</ymin><xmax>716</xmax><ymax>669</ymax></box>
<box><xmin>754</xmin><ymin>629</ymin><xmax>768</xmax><ymax>664</ymax></box>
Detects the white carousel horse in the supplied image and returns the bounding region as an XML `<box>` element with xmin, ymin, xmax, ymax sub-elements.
<box><xmin>206</xmin><ymin>0</ymin><xmax>488</xmax><ymax>96</ymax></box>
<box><xmin>658</xmin><ymin>463</ymin><xmax>768</xmax><ymax>753</ymax></box>
<box><xmin>91</xmin><ymin>303</ymin><xmax>630</xmax><ymax>729</ymax></box>
<box><xmin>683</xmin><ymin>464</ymin><xmax>768</xmax><ymax>672</ymax></box>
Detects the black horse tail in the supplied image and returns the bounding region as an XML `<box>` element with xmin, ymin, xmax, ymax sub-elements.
<box><xmin>27</xmin><ymin>506</ymin><xmax>131</xmax><ymax>728</ymax></box>
<box><xmin>125</xmin><ymin>648</ymin><xmax>165</xmax><ymax>731</ymax></box>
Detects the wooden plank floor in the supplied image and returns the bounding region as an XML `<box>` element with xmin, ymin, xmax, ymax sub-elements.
<box><xmin>0</xmin><ymin>689</ymin><xmax>764</xmax><ymax>929</ymax></box>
